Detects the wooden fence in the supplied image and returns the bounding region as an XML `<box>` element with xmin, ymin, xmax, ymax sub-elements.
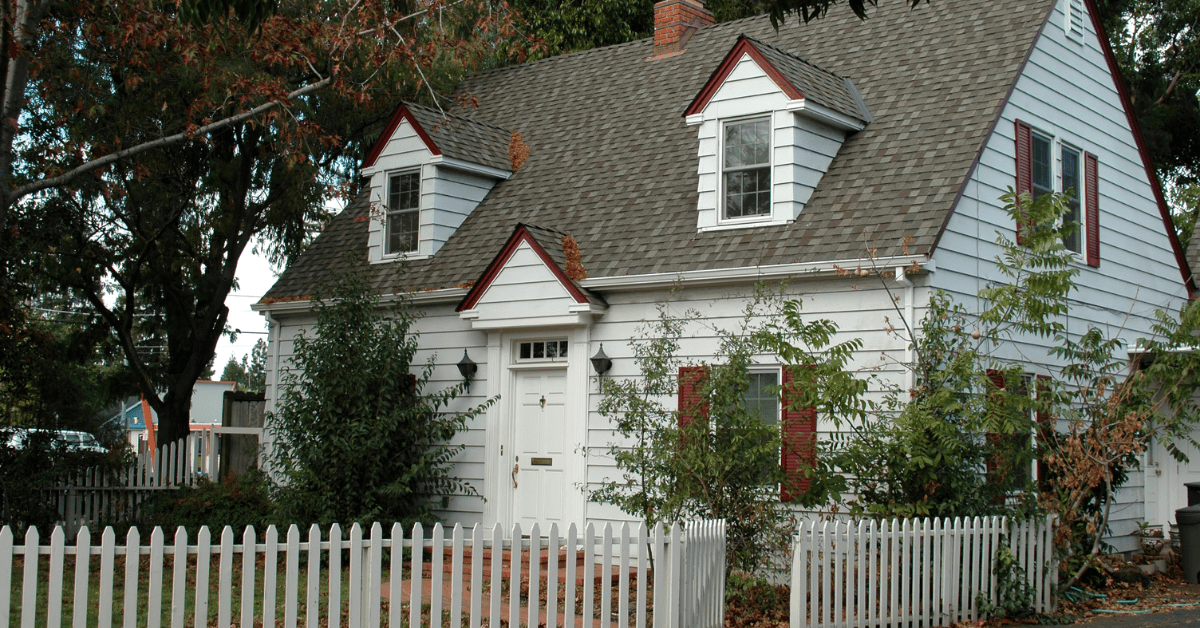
<box><xmin>790</xmin><ymin>516</ymin><xmax>1056</xmax><ymax>628</ymax></box>
<box><xmin>1</xmin><ymin>518</ymin><xmax>726</xmax><ymax>628</ymax></box>
<box><xmin>49</xmin><ymin>428</ymin><xmax>262</xmax><ymax>537</ymax></box>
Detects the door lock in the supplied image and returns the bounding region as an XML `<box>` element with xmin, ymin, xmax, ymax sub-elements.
<box><xmin>512</xmin><ymin>460</ymin><xmax>519</xmax><ymax>488</ymax></box>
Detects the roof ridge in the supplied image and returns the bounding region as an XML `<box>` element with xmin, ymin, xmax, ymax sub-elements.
<box><xmin>740</xmin><ymin>34</ymin><xmax>849</xmax><ymax>81</ymax></box>
<box><xmin>463</xmin><ymin>12</ymin><xmax>773</xmax><ymax>82</ymax></box>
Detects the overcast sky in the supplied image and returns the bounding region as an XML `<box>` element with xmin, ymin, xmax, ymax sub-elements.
<box><xmin>212</xmin><ymin>242</ymin><xmax>276</xmax><ymax>377</ymax></box>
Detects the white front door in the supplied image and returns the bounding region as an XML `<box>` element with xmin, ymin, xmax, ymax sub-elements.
<box><xmin>510</xmin><ymin>369</ymin><xmax>569</xmax><ymax>529</ymax></box>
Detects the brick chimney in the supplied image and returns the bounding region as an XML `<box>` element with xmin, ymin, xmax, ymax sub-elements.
<box><xmin>653</xmin><ymin>0</ymin><xmax>714</xmax><ymax>57</ymax></box>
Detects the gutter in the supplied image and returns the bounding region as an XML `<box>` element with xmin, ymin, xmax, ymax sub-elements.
<box><xmin>252</xmin><ymin>255</ymin><xmax>932</xmax><ymax>314</ymax></box>
<box><xmin>578</xmin><ymin>255</ymin><xmax>933</xmax><ymax>291</ymax></box>
<box><xmin>251</xmin><ymin>287</ymin><xmax>471</xmax><ymax>315</ymax></box>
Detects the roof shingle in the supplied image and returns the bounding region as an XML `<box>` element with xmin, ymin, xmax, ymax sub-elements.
<box><xmin>265</xmin><ymin>0</ymin><xmax>1053</xmax><ymax>301</ymax></box>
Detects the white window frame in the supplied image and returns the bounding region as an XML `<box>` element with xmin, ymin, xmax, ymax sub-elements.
<box><xmin>1030</xmin><ymin>127</ymin><xmax>1087</xmax><ymax>259</ymax></box>
<box><xmin>719</xmin><ymin>116</ymin><xmax>773</xmax><ymax>225</ymax></box>
<box><xmin>514</xmin><ymin>339</ymin><xmax>570</xmax><ymax>363</ymax></box>
<box><xmin>384</xmin><ymin>169</ymin><xmax>421</xmax><ymax>256</ymax></box>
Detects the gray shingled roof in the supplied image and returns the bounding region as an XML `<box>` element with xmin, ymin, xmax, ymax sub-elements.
<box><xmin>743</xmin><ymin>36</ymin><xmax>869</xmax><ymax>123</ymax></box>
<box><xmin>404</xmin><ymin>102</ymin><xmax>512</xmax><ymax>173</ymax></box>
<box><xmin>265</xmin><ymin>0</ymin><xmax>1054</xmax><ymax>301</ymax></box>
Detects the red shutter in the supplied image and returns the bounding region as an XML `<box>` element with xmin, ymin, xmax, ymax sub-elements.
<box><xmin>678</xmin><ymin>366</ymin><xmax>710</xmax><ymax>429</ymax></box>
<box><xmin>1085</xmin><ymin>152</ymin><xmax>1100</xmax><ymax>267</ymax></box>
<box><xmin>780</xmin><ymin>366</ymin><xmax>817</xmax><ymax>502</ymax></box>
<box><xmin>1015</xmin><ymin>120</ymin><xmax>1034</xmax><ymax>245</ymax></box>
<box><xmin>1035</xmin><ymin>375</ymin><xmax>1052</xmax><ymax>492</ymax></box>
<box><xmin>984</xmin><ymin>369</ymin><xmax>1006</xmax><ymax>486</ymax></box>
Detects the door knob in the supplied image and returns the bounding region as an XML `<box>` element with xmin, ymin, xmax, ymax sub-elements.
<box><xmin>512</xmin><ymin>462</ymin><xmax>519</xmax><ymax>488</ymax></box>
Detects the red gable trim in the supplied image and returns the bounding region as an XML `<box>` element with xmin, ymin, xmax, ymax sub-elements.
<box><xmin>361</xmin><ymin>103</ymin><xmax>442</xmax><ymax>170</ymax></box>
<box><xmin>456</xmin><ymin>225</ymin><xmax>591</xmax><ymax>312</ymax></box>
<box><xmin>684</xmin><ymin>36</ymin><xmax>803</xmax><ymax>117</ymax></box>
<box><xmin>1083</xmin><ymin>0</ymin><xmax>1194</xmax><ymax>298</ymax></box>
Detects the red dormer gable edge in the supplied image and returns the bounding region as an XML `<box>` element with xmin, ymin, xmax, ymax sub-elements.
<box><xmin>456</xmin><ymin>225</ymin><xmax>591</xmax><ymax>312</ymax></box>
<box><xmin>684</xmin><ymin>36</ymin><xmax>803</xmax><ymax>117</ymax></box>
<box><xmin>361</xmin><ymin>103</ymin><xmax>442</xmax><ymax>170</ymax></box>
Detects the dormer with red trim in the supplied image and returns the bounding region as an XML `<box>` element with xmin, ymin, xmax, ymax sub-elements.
<box><xmin>684</xmin><ymin>36</ymin><xmax>871</xmax><ymax>232</ymax></box>
<box><xmin>360</xmin><ymin>102</ymin><xmax>513</xmax><ymax>262</ymax></box>
<box><xmin>457</xmin><ymin>224</ymin><xmax>607</xmax><ymax>329</ymax></box>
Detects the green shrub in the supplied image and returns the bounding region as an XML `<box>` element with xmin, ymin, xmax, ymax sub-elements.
<box><xmin>143</xmin><ymin>469</ymin><xmax>275</xmax><ymax>532</ymax></box>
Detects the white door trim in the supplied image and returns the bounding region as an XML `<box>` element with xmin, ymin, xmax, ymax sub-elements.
<box><xmin>488</xmin><ymin>328</ymin><xmax>590</xmax><ymax>532</ymax></box>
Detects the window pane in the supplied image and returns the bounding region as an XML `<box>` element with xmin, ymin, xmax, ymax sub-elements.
<box><xmin>1061</xmin><ymin>146</ymin><xmax>1081</xmax><ymax>252</ymax></box>
<box><xmin>744</xmin><ymin>372</ymin><xmax>780</xmax><ymax>427</ymax></box>
<box><xmin>389</xmin><ymin>172</ymin><xmax>420</xmax><ymax>211</ymax></box>
<box><xmin>724</xmin><ymin>119</ymin><xmax>769</xmax><ymax>169</ymax></box>
<box><xmin>723</xmin><ymin>119</ymin><xmax>771</xmax><ymax>220</ymax></box>
<box><xmin>559</xmin><ymin>341</ymin><xmax>568</xmax><ymax>357</ymax></box>
<box><xmin>386</xmin><ymin>171</ymin><xmax>421</xmax><ymax>254</ymax></box>
<box><xmin>533</xmin><ymin>342</ymin><xmax>544</xmax><ymax>359</ymax></box>
<box><xmin>1032</xmin><ymin>134</ymin><xmax>1053</xmax><ymax>198</ymax></box>
<box><xmin>520</xmin><ymin>343</ymin><xmax>531</xmax><ymax>359</ymax></box>
<box><xmin>546</xmin><ymin>342</ymin><xmax>558</xmax><ymax>358</ymax></box>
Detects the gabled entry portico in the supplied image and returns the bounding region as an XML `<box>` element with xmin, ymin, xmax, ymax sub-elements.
<box><xmin>457</xmin><ymin>224</ymin><xmax>606</xmax><ymax>532</ymax></box>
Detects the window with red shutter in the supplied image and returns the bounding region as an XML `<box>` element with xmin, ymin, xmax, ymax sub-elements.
<box><xmin>1015</xmin><ymin>120</ymin><xmax>1033</xmax><ymax>244</ymax></box>
<box><xmin>780</xmin><ymin>366</ymin><xmax>817</xmax><ymax>502</ymax></box>
<box><xmin>1015</xmin><ymin>121</ymin><xmax>1101</xmax><ymax>262</ymax></box>
<box><xmin>1035</xmin><ymin>375</ymin><xmax>1053</xmax><ymax>493</ymax></box>
<box><xmin>677</xmin><ymin>366</ymin><xmax>710</xmax><ymax>430</ymax></box>
<box><xmin>985</xmin><ymin>369</ymin><xmax>1036</xmax><ymax>492</ymax></box>
<box><xmin>1084</xmin><ymin>152</ymin><xmax>1100</xmax><ymax>267</ymax></box>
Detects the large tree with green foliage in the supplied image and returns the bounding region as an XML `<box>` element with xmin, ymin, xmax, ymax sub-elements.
<box><xmin>268</xmin><ymin>269</ymin><xmax>493</xmax><ymax>526</ymax></box>
<box><xmin>10</xmin><ymin>0</ymin><xmax>528</xmax><ymax>447</ymax></box>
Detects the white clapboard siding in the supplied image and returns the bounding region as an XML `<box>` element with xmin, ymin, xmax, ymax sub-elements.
<box><xmin>1</xmin><ymin>518</ymin><xmax>725</xmax><ymax>628</ymax></box>
<box><xmin>790</xmin><ymin>515</ymin><xmax>1056</xmax><ymax>628</ymax></box>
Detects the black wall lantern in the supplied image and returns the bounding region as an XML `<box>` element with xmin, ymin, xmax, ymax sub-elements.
<box><xmin>590</xmin><ymin>344</ymin><xmax>612</xmax><ymax>377</ymax></box>
<box><xmin>457</xmin><ymin>349</ymin><xmax>478</xmax><ymax>391</ymax></box>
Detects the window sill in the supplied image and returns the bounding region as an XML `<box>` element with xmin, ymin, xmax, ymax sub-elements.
<box><xmin>372</xmin><ymin>252</ymin><xmax>431</xmax><ymax>264</ymax></box>
<box><xmin>700</xmin><ymin>218</ymin><xmax>792</xmax><ymax>233</ymax></box>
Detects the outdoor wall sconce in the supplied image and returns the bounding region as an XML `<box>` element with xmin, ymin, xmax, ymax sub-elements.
<box><xmin>590</xmin><ymin>344</ymin><xmax>612</xmax><ymax>377</ymax></box>
<box><xmin>457</xmin><ymin>349</ymin><xmax>478</xmax><ymax>391</ymax></box>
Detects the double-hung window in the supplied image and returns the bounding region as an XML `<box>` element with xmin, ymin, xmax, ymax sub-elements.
<box><xmin>722</xmin><ymin>118</ymin><xmax>771</xmax><ymax>220</ymax></box>
<box><xmin>1060</xmin><ymin>145</ymin><xmax>1082</xmax><ymax>253</ymax></box>
<box><xmin>386</xmin><ymin>171</ymin><xmax>420</xmax><ymax>255</ymax></box>
<box><xmin>1015</xmin><ymin>120</ymin><xmax>1100</xmax><ymax>266</ymax></box>
<box><xmin>1031</xmin><ymin>132</ymin><xmax>1083</xmax><ymax>253</ymax></box>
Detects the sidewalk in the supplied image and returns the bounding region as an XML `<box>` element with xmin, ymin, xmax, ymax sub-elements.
<box><xmin>1047</xmin><ymin>606</ymin><xmax>1200</xmax><ymax>628</ymax></box>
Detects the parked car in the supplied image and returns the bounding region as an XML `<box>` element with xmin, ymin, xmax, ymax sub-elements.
<box><xmin>3</xmin><ymin>428</ymin><xmax>108</xmax><ymax>454</ymax></box>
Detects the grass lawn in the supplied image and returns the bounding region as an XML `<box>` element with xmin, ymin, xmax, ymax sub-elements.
<box><xmin>7</xmin><ymin>553</ymin><xmax>381</xmax><ymax>628</ymax></box>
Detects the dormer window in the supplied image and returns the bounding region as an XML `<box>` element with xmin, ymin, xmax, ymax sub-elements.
<box><xmin>723</xmin><ymin>118</ymin><xmax>772</xmax><ymax>221</ymax></box>
<box><xmin>683</xmin><ymin>36</ymin><xmax>870</xmax><ymax>233</ymax></box>
<box><xmin>386</xmin><ymin>171</ymin><xmax>420</xmax><ymax>255</ymax></box>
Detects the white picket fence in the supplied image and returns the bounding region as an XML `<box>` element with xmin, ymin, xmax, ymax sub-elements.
<box><xmin>49</xmin><ymin>428</ymin><xmax>261</xmax><ymax>536</ymax></box>
<box><xmin>791</xmin><ymin>516</ymin><xmax>1056</xmax><ymax>628</ymax></box>
<box><xmin>1</xmin><ymin>518</ymin><xmax>726</xmax><ymax>628</ymax></box>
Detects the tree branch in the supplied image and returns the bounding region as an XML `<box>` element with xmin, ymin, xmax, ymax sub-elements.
<box><xmin>11</xmin><ymin>76</ymin><xmax>333</xmax><ymax>201</ymax></box>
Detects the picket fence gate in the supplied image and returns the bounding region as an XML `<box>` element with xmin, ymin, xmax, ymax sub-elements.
<box><xmin>49</xmin><ymin>428</ymin><xmax>261</xmax><ymax>537</ymax></box>
<box><xmin>1</xmin><ymin>518</ymin><xmax>725</xmax><ymax>628</ymax></box>
<box><xmin>791</xmin><ymin>516</ymin><xmax>1056</xmax><ymax>628</ymax></box>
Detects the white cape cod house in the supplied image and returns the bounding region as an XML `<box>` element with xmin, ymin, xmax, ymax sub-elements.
<box><xmin>254</xmin><ymin>0</ymin><xmax>1194</xmax><ymax>551</ymax></box>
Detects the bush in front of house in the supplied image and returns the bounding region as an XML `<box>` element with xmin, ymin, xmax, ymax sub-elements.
<box><xmin>141</xmin><ymin>468</ymin><xmax>276</xmax><ymax>533</ymax></box>
<box><xmin>267</xmin><ymin>268</ymin><xmax>494</xmax><ymax>528</ymax></box>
